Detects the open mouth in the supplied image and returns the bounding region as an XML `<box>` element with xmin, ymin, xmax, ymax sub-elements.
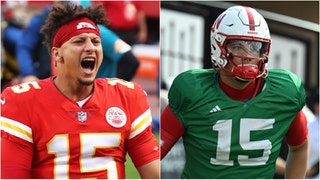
<box><xmin>81</xmin><ymin>58</ymin><xmax>95</xmax><ymax>74</ymax></box>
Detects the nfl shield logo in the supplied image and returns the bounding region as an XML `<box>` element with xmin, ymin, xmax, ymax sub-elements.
<box><xmin>77</xmin><ymin>111</ymin><xmax>87</xmax><ymax>122</ymax></box>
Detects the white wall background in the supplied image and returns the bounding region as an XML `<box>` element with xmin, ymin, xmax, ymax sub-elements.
<box><xmin>268</xmin><ymin>34</ymin><xmax>306</xmax><ymax>82</ymax></box>
<box><xmin>160</xmin><ymin>9</ymin><xmax>205</xmax><ymax>88</ymax></box>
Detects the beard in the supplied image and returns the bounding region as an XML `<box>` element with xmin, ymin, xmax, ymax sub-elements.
<box><xmin>78</xmin><ymin>78</ymin><xmax>94</xmax><ymax>86</ymax></box>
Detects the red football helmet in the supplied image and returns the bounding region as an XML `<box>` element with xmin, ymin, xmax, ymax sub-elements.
<box><xmin>210</xmin><ymin>6</ymin><xmax>272</xmax><ymax>79</ymax></box>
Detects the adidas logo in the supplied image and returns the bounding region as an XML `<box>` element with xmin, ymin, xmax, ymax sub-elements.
<box><xmin>210</xmin><ymin>105</ymin><xmax>221</xmax><ymax>113</ymax></box>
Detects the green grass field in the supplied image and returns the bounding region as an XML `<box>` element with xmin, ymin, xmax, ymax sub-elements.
<box><xmin>125</xmin><ymin>132</ymin><xmax>159</xmax><ymax>179</ymax></box>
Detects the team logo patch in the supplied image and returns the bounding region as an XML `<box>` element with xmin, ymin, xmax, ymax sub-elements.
<box><xmin>76</xmin><ymin>22</ymin><xmax>96</xmax><ymax>30</ymax></box>
<box><xmin>106</xmin><ymin>107</ymin><xmax>127</xmax><ymax>128</ymax></box>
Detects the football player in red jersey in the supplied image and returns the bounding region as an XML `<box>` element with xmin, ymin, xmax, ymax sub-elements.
<box><xmin>1</xmin><ymin>2</ymin><xmax>159</xmax><ymax>179</ymax></box>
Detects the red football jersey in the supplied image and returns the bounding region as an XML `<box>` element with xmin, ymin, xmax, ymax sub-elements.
<box><xmin>1</xmin><ymin>78</ymin><xmax>159</xmax><ymax>179</ymax></box>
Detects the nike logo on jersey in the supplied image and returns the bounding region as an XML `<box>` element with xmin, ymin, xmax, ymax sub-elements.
<box><xmin>210</xmin><ymin>105</ymin><xmax>221</xmax><ymax>113</ymax></box>
<box><xmin>0</xmin><ymin>98</ymin><xmax>5</xmax><ymax>105</ymax></box>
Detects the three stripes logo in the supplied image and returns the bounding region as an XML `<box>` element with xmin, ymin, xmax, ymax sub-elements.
<box><xmin>210</xmin><ymin>105</ymin><xmax>221</xmax><ymax>113</ymax></box>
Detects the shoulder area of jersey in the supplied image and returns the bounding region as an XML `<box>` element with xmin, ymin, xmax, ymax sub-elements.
<box><xmin>173</xmin><ymin>69</ymin><xmax>216</xmax><ymax>83</ymax></box>
<box><xmin>99</xmin><ymin>78</ymin><xmax>140</xmax><ymax>90</ymax></box>
<box><xmin>268</xmin><ymin>68</ymin><xmax>301</xmax><ymax>79</ymax></box>
<box><xmin>1</xmin><ymin>80</ymin><xmax>48</xmax><ymax>105</ymax></box>
<box><xmin>267</xmin><ymin>68</ymin><xmax>303</xmax><ymax>88</ymax></box>
<box><xmin>3</xmin><ymin>80</ymin><xmax>44</xmax><ymax>95</ymax></box>
<box><xmin>178</xmin><ymin>69</ymin><xmax>215</xmax><ymax>76</ymax></box>
<box><xmin>101</xmin><ymin>78</ymin><xmax>148</xmax><ymax>97</ymax></box>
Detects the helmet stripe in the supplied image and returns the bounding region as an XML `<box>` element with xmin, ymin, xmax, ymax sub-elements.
<box><xmin>214</xmin><ymin>14</ymin><xmax>226</xmax><ymax>30</ymax></box>
<box><xmin>244</xmin><ymin>6</ymin><xmax>255</xmax><ymax>31</ymax></box>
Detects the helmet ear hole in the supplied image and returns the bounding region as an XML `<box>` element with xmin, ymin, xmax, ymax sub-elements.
<box><xmin>215</xmin><ymin>34</ymin><xmax>223</xmax><ymax>42</ymax></box>
<box><xmin>218</xmin><ymin>59</ymin><xmax>227</xmax><ymax>67</ymax></box>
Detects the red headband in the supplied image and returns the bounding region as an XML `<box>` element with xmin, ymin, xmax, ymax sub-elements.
<box><xmin>52</xmin><ymin>17</ymin><xmax>100</xmax><ymax>48</ymax></box>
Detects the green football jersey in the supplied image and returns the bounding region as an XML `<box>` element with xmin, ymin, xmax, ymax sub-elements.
<box><xmin>168</xmin><ymin>68</ymin><xmax>305</xmax><ymax>179</ymax></box>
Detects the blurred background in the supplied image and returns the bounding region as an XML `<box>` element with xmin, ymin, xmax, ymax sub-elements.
<box><xmin>160</xmin><ymin>1</ymin><xmax>319</xmax><ymax>179</ymax></box>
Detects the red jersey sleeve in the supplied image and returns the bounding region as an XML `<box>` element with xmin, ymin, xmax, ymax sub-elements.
<box><xmin>125</xmin><ymin>82</ymin><xmax>159</xmax><ymax>168</ymax></box>
<box><xmin>1</xmin><ymin>138</ymin><xmax>33</xmax><ymax>178</ymax></box>
<box><xmin>1</xmin><ymin>86</ymin><xmax>35</xmax><ymax>178</ymax></box>
<box><xmin>126</xmin><ymin>125</ymin><xmax>159</xmax><ymax>168</ymax></box>
<box><xmin>285</xmin><ymin>110</ymin><xmax>308</xmax><ymax>146</ymax></box>
<box><xmin>160</xmin><ymin>105</ymin><xmax>185</xmax><ymax>159</ymax></box>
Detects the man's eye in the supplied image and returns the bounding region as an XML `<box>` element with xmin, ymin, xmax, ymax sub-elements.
<box><xmin>231</xmin><ymin>44</ymin><xmax>243</xmax><ymax>51</ymax></box>
<box><xmin>235</xmin><ymin>45</ymin><xmax>241</xmax><ymax>50</ymax></box>
<box><xmin>74</xmin><ymin>40</ymin><xmax>84</xmax><ymax>43</ymax></box>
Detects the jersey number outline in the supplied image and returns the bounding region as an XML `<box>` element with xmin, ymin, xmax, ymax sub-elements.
<box><xmin>11</xmin><ymin>82</ymin><xmax>41</xmax><ymax>94</ymax></box>
<box><xmin>210</xmin><ymin>118</ymin><xmax>275</xmax><ymax>166</ymax></box>
<box><xmin>108</xmin><ymin>78</ymin><xmax>134</xmax><ymax>89</ymax></box>
<box><xmin>10</xmin><ymin>80</ymin><xmax>135</xmax><ymax>94</ymax></box>
<box><xmin>47</xmin><ymin>133</ymin><xmax>121</xmax><ymax>179</ymax></box>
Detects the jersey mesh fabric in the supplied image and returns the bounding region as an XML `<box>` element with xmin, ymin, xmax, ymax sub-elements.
<box><xmin>168</xmin><ymin>68</ymin><xmax>305</xmax><ymax>179</ymax></box>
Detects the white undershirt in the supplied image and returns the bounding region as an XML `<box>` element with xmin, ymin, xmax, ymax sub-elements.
<box><xmin>76</xmin><ymin>94</ymin><xmax>92</xmax><ymax>108</ymax></box>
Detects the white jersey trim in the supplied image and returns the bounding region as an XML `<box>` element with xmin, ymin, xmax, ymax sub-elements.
<box><xmin>0</xmin><ymin>116</ymin><xmax>33</xmax><ymax>143</ymax></box>
<box><xmin>129</xmin><ymin>109</ymin><xmax>152</xmax><ymax>139</ymax></box>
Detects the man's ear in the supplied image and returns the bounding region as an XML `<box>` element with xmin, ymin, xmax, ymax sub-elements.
<box><xmin>52</xmin><ymin>48</ymin><xmax>62</xmax><ymax>61</ymax></box>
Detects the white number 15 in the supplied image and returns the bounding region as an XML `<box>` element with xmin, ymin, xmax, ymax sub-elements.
<box><xmin>211</xmin><ymin>118</ymin><xmax>275</xmax><ymax>166</ymax></box>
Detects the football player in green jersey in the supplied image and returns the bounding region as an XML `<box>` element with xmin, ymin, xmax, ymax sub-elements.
<box><xmin>161</xmin><ymin>6</ymin><xmax>309</xmax><ymax>179</ymax></box>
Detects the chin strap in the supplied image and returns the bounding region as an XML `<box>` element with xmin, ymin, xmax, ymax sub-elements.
<box><xmin>251</xmin><ymin>78</ymin><xmax>265</xmax><ymax>99</ymax></box>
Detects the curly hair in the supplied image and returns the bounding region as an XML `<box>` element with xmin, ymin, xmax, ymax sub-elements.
<box><xmin>41</xmin><ymin>1</ymin><xmax>109</xmax><ymax>54</ymax></box>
